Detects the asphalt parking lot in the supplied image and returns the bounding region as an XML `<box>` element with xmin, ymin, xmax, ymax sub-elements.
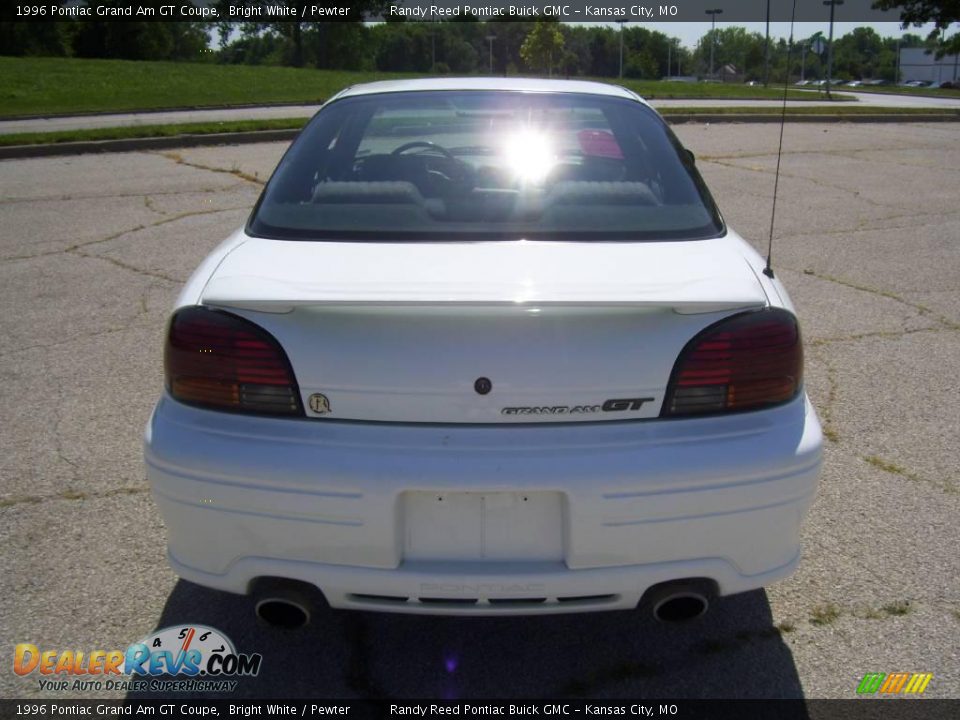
<box><xmin>1</xmin><ymin>121</ymin><xmax>958</xmax><ymax>700</ymax></box>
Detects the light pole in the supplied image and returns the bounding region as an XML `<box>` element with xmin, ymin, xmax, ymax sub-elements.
<box><xmin>705</xmin><ymin>8</ymin><xmax>723</xmax><ymax>79</ymax></box>
<box><xmin>823</xmin><ymin>0</ymin><xmax>844</xmax><ymax>98</ymax></box>
<box><xmin>486</xmin><ymin>35</ymin><xmax>496</xmax><ymax>74</ymax></box>
<box><xmin>667</xmin><ymin>39</ymin><xmax>671</xmax><ymax>79</ymax></box>
<box><xmin>763</xmin><ymin>0</ymin><xmax>771</xmax><ymax>86</ymax></box>
<box><xmin>895</xmin><ymin>37</ymin><xmax>901</xmax><ymax>84</ymax></box>
<box><xmin>616</xmin><ymin>19</ymin><xmax>627</xmax><ymax>79</ymax></box>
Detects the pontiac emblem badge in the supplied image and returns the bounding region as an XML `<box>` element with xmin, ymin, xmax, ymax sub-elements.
<box><xmin>308</xmin><ymin>393</ymin><xmax>331</xmax><ymax>414</ymax></box>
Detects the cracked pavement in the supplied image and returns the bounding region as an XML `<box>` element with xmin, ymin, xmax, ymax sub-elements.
<box><xmin>1</xmin><ymin>123</ymin><xmax>958</xmax><ymax>700</ymax></box>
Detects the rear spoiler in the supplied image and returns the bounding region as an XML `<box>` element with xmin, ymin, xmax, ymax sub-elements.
<box><xmin>202</xmin><ymin>275</ymin><xmax>766</xmax><ymax>315</ymax></box>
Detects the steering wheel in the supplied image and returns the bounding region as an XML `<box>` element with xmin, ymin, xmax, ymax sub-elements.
<box><xmin>391</xmin><ymin>141</ymin><xmax>457</xmax><ymax>160</ymax></box>
<box><xmin>390</xmin><ymin>141</ymin><xmax>472</xmax><ymax>194</ymax></box>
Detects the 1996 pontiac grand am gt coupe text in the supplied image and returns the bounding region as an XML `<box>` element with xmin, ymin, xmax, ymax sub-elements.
<box><xmin>144</xmin><ymin>78</ymin><xmax>822</xmax><ymax>624</ymax></box>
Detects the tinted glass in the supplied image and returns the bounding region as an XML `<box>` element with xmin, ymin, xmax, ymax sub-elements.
<box><xmin>249</xmin><ymin>90</ymin><xmax>723</xmax><ymax>241</ymax></box>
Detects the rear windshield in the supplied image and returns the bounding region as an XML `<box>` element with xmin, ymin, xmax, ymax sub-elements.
<box><xmin>249</xmin><ymin>90</ymin><xmax>724</xmax><ymax>241</ymax></box>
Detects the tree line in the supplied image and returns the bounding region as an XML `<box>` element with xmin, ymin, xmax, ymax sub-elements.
<box><xmin>0</xmin><ymin>4</ymin><xmax>947</xmax><ymax>83</ymax></box>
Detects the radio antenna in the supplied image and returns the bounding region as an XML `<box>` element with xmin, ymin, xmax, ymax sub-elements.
<box><xmin>764</xmin><ymin>0</ymin><xmax>798</xmax><ymax>279</ymax></box>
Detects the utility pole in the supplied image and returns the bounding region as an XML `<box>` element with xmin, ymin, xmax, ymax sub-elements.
<box><xmin>617</xmin><ymin>19</ymin><xmax>627</xmax><ymax>79</ymax></box>
<box><xmin>486</xmin><ymin>35</ymin><xmax>496</xmax><ymax>74</ymax></box>
<box><xmin>705</xmin><ymin>8</ymin><xmax>723</xmax><ymax>79</ymax></box>
<box><xmin>895</xmin><ymin>37</ymin><xmax>900</xmax><ymax>84</ymax></box>
<box><xmin>667</xmin><ymin>40</ymin><xmax>671</xmax><ymax>78</ymax></box>
<box><xmin>764</xmin><ymin>0</ymin><xmax>771</xmax><ymax>86</ymax></box>
<box><xmin>823</xmin><ymin>0</ymin><xmax>844</xmax><ymax>98</ymax></box>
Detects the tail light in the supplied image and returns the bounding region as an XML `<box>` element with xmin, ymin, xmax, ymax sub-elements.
<box><xmin>165</xmin><ymin>307</ymin><xmax>303</xmax><ymax>416</ymax></box>
<box><xmin>662</xmin><ymin>308</ymin><xmax>802</xmax><ymax>417</ymax></box>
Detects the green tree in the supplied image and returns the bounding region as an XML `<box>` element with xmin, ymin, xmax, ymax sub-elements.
<box><xmin>0</xmin><ymin>22</ymin><xmax>74</xmax><ymax>57</ymax></box>
<box><xmin>834</xmin><ymin>26</ymin><xmax>886</xmax><ymax>79</ymax></box>
<box><xmin>520</xmin><ymin>20</ymin><xmax>564</xmax><ymax>76</ymax></box>
<box><xmin>694</xmin><ymin>26</ymin><xmax>766</xmax><ymax>78</ymax></box>
<box><xmin>873</xmin><ymin>0</ymin><xmax>960</xmax><ymax>56</ymax></box>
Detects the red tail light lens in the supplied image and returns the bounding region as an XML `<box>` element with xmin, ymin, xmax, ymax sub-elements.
<box><xmin>662</xmin><ymin>308</ymin><xmax>802</xmax><ymax>417</ymax></box>
<box><xmin>165</xmin><ymin>307</ymin><xmax>303</xmax><ymax>416</ymax></box>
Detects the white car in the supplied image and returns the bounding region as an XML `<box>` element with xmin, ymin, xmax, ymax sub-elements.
<box><xmin>145</xmin><ymin>78</ymin><xmax>822</xmax><ymax>624</ymax></box>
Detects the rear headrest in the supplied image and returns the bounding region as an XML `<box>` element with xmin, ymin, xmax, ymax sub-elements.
<box><xmin>311</xmin><ymin>181</ymin><xmax>425</xmax><ymax>205</ymax></box>
<box><xmin>547</xmin><ymin>181</ymin><xmax>659</xmax><ymax>206</ymax></box>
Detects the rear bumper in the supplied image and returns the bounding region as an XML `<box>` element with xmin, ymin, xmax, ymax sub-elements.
<box><xmin>145</xmin><ymin>394</ymin><xmax>822</xmax><ymax>615</ymax></box>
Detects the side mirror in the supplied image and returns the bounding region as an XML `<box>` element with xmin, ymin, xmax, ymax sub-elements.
<box><xmin>683</xmin><ymin>148</ymin><xmax>696</xmax><ymax>166</ymax></box>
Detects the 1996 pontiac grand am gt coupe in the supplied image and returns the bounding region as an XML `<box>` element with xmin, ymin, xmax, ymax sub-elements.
<box><xmin>144</xmin><ymin>78</ymin><xmax>822</xmax><ymax>625</ymax></box>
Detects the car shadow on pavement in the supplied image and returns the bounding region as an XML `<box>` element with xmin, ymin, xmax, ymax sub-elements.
<box><xmin>126</xmin><ymin>579</ymin><xmax>806</xmax><ymax>702</ymax></box>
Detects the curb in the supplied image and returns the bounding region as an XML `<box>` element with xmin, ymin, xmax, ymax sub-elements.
<box><xmin>0</xmin><ymin>114</ymin><xmax>957</xmax><ymax>160</ymax></box>
<box><xmin>665</xmin><ymin>112</ymin><xmax>960</xmax><ymax>124</ymax></box>
<box><xmin>0</xmin><ymin>129</ymin><xmax>301</xmax><ymax>160</ymax></box>
<box><xmin>0</xmin><ymin>96</ymin><xmax>858</xmax><ymax>122</ymax></box>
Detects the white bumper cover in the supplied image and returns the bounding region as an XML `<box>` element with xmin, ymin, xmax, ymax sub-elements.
<box><xmin>144</xmin><ymin>394</ymin><xmax>822</xmax><ymax>615</ymax></box>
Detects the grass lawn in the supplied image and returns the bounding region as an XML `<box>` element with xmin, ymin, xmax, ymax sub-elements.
<box><xmin>1</xmin><ymin>56</ymin><xmax>841</xmax><ymax>117</ymax></box>
<box><xmin>2</xmin><ymin>106</ymin><xmax>954</xmax><ymax>148</ymax></box>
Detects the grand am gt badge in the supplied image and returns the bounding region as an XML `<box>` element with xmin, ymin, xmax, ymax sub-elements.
<box><xmin>501</xmin><ymin>397</ymin><xmax>654</xmax><ymax>416</ymax></box>
<box><xmin>308</xmin><ymin>393</ymin><xmax>331</xmax><ymax>414</ymax></box>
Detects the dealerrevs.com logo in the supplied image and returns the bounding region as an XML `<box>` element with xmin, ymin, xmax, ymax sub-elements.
<box><xmin>14</xmin><ymin>625</ymin><xmax>262</xmax><ymax>693</ymax></box>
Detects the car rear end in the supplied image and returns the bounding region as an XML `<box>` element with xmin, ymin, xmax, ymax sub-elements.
<box><xmin>144</xmin><ymin>82</ymin><xmax>822</xmax><ymax>616</ymax></box>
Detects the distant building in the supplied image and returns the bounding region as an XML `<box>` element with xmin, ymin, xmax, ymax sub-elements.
<box><xmin>900</xmin><ymin>47</ymin><xmax>959</xmax><ymax>84</ymax></box>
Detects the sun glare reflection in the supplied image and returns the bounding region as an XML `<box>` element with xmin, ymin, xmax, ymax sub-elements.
<box><xmin>503</xmin><ymin>128</ymin><xmax>556</xmax><ymax>184</ymax></box>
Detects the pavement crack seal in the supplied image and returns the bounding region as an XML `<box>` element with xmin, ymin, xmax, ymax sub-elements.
<box><xmin>68</xmin><ymin>246</ymin><xmax>183</xmax><ymax>284</ymax></box>
<box><xmin>810</xmin><ymin>351</ymin><xmax>840</xmax><ymax>444</ymax></box>
<box><xmin>0</xmin><ymin>321</ymin><xmax>156</xmax><ymax>360</ymax></box>
<box><xmin>0</xmin><ymin>186</ymin><xmax>237</xmax><ymax>205</ymax></box>
<box><xmin>863</xmin><ymin>454</ymin><xmax>956</xmax><ymax>494</ymax></box>
<box><xmin>0</xmin><ymin>485</ymin><xmax>149</xmax><ymax>509</ymax></box>
<box><xmin>143</xmin><ymin>194</ymin><xmax>166</xmax><ymax>216</ymax></box>
<box><xmin>2</xmin><ymin>205</ymin><xmax>248</xmax><ymax>265</ymax></box>
<box><xmin>796</xmin><ymin>268</ymin><xmax>960</xmax><ymax>332</ymax></box>
<box><xmin>809</xmin><ymin>326</ymin><xmax>948</xmax><ymax>349</ymax></box>
<box><xmin>775</xmin><ymin>208</ymin><xmax>960</xmax><ymax>243</ymax></box>
<box><xmin>157</xmin><ymin>150</ymin><xmax>264</xmax><ymax>186</ymax></box>
<box><xmin>701</xmin><ymin>156</ymin><xmax>911</xmax><ymax>213</ymax></box>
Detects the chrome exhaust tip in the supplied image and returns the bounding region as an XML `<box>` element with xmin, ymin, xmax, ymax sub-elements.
<box><xmin>642</xmin><ymin>579</ymin><xmax>715</xmax><ymax>623</ymax></box>
<box><xmin>652</xmin><ymin>592</ymin><xmax>709</xmax><ymax>623</ymax></box>
<box><xmin>255</xmin><ymin>597</ymin><xmax>311</xmax><ymax>629</ymax></box>
<box><xmin>251</xmin><ymin>578</ymin><xmax>320</xmax><ymax>629</ymax></box>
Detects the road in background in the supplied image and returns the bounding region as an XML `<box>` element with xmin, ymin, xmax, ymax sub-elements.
<box><xmin>1</xmin><ymin>91</ymin><xmax>958</xmax><ymax>135</ymax></box>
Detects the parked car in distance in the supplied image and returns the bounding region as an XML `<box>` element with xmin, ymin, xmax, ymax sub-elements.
<box><xmin>145</xmin><ymin>78</ymin><xmax>823</xmax><ymax>623</ymax></box>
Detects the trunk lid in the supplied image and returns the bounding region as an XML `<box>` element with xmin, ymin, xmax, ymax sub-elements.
<box><xmin>201</xmin><ymin>235</ymin><xmax>767</xmax><ymax>423</ymax></box>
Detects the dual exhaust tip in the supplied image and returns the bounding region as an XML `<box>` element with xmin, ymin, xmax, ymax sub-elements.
<box><xmin>252</xmin><ymin>579</ymin><xmax>316</xmax><ymax>630</ymax></box>
<box><xmin>251</xmin><ymin>578</ymin><xmax>713</xmax><ymax>628</ymax></box>
<box><xmin>645</xmin><ymin>579</ymin><xmax>715</xmax><ymax>623</ymax></box>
